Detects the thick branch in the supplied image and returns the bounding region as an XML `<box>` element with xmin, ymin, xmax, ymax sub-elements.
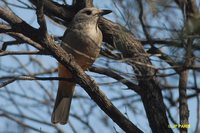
<box><xmin>179</xmin><ymin>39</ymin><xmax>194</xmax><ymax>133</ymax></box>
<box><xmin>179</xmin><ymin>71</ymin><xmax>189</xmax><ymax>133</ymax></box>
<box><xmin>30</xmin><ymin>0</ymin><xmax>75</xmax><ymax>23</ymax></box>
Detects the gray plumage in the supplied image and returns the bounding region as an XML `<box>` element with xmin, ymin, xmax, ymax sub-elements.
<box><xmin>51</xmin><ymin>7</ymin><xmax>111</xmax><ymax>124</ymax></box>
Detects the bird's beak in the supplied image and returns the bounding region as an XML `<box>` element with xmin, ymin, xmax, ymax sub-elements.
<box><xmin>99</xmin><ymin>9</ymin><xmax>112</xmax><ymax>16</ymax></box>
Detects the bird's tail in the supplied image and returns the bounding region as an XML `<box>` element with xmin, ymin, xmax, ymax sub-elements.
<box><xmin>51</xmin><ymin>82</ymin><xmax>75</xmax><ymax>124</ymax></box>
<box><xmin>51</xmin><ymin>64</ymin><xmax>75</xmax><ymax>124</ymax></box>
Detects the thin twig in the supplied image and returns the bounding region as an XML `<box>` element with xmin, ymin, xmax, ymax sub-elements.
<box><xmin>0</xmin><ymin>79</ymin><xmax>15</xmax><ymax>88</ymax></box>
<box><xmin>0</xmin><ymin>75</ymin><xmax>73</xmax><ymax>81</ymax></box>
<box><xmin>89</xmin><ymin>66</ymin><xmax>140</xmax><ymax>93</ymax></box>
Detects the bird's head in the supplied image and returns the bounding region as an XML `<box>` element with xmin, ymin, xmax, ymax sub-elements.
<box><xmin>73</xmin><ymin>7</ymin><xmax>112</xmax><ymax>24</ymax></box>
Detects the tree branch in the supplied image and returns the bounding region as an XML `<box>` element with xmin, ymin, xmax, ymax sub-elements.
<box><xmin>89</xmin><ymin>66</ymin><xmax>140</xmax><ymax>93</ymax></box>
<box><xmin>0</xmin><ymin>76</ymin><xmax>72</xmax><ymax>81</ymax></box>
<box><xmin>0</xmin><ymin>79</ymin><xmax>15</xmax><ymax>88</ymax></box>
<box><xmin>36</xmin><ymin>0</ymin><xmax>47</xmax><ymax>37</ymax></box>
<box><xmin>0</xmin><ymin>50</ymin><xmax>48</xmax><ymax>56</ymax></box>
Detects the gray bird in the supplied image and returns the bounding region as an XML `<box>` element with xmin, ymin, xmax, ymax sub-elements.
<box><xmin>51</xmin><ymin>7</ymin><xmax>112</xmax><ymax>124</ymax></box>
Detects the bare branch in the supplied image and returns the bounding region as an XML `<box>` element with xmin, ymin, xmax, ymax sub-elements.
<box><xmin>0</xmin><ymin>75</ymin><xmax>73</xmax><ymax>81</ymax></box>
<box><xmin>6</xmin><ymin>32</ymin><xmax>44</xmax><ymax>50</ymax></box>
<box><xmin>0</xmin><ymin>79</ymin><xmax>15</xmax><ymax>88</ymax></box>
<box><xmin>89</xmin><ymin>66</ymin><xmax>140</xmax><ymax>93</ymax></box>
<box><xmin>0</xmin><ymin>50</ymin><xmax>48</xmax><ymax>56</ymax></box>
<box><xmin>36</xmin><ymin>0</ymin><xmax>48</xmax><ymax>38</ymax></box>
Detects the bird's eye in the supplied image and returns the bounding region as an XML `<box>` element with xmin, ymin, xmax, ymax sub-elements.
<box><xmin>84</xmin><ymin>10</ymin><xmax>92</xmax><ymax>15</ymax></box>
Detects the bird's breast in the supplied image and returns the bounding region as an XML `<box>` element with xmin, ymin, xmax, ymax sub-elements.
<box><xmin>61</xmin><ymin>26</ymin><xmax>102</xmax><ymax>69</ymax></box>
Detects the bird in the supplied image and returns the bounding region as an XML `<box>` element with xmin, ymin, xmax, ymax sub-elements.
<box><xmin>51</xmin><ymin>7</ymin><xmax>112</xmax><ymax>124</ymax></box>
